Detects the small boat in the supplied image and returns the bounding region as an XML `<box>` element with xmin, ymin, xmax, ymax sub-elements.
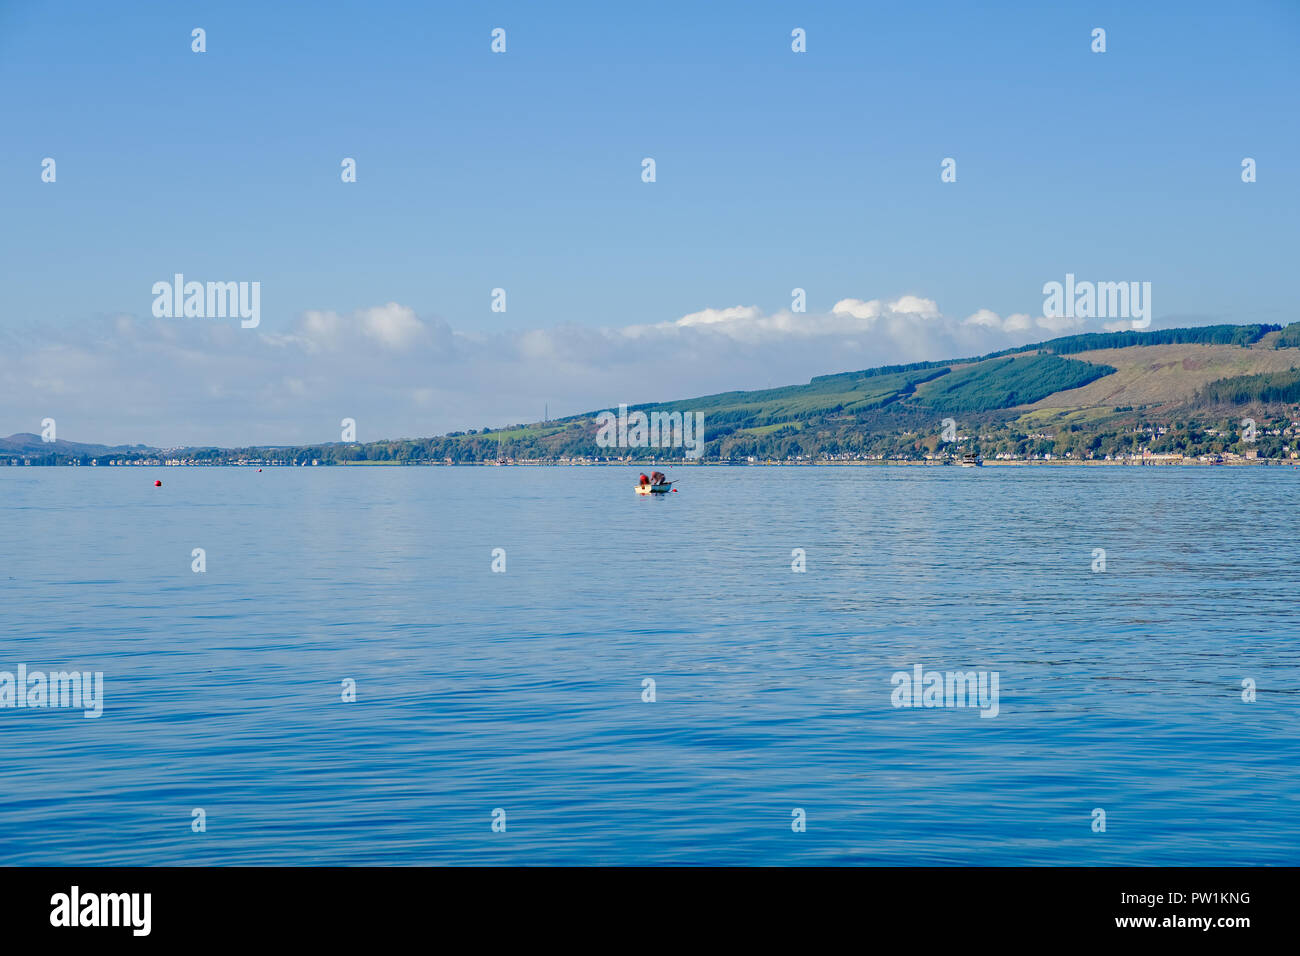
<box><xmin>960</xmin><ymin>454</ymin><xmax>983</xmax><ymax>468</ymax></box>
<box><xmin>635</xmin><ymin>482</ymin><xmax>675</xmax><ymax>495</ymax></box>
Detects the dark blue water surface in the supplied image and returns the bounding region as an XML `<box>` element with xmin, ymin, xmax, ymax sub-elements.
<box><xmin>1</xmin><ymin>465</ymin><xmax>1296</xmax><ymax>865</ymax></box>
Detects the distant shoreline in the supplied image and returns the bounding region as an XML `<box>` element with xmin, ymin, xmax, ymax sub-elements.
<box><xmin>6</xmin><ymin>458</ymin><xmax>1296</xmax><ymax>469</ymax></box>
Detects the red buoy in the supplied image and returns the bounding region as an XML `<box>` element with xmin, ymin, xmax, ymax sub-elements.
<box><xmin>258</xmin><ymin>468</ymin><xmax>262</xmax><ymax>472</ymax></box>
<box><xmin>154</xmin><ymin>480</ymin><xmax>162</xmax><ymax>487</ymax></box>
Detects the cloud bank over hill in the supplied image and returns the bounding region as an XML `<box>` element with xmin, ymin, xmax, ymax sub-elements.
<box><xmin>3</xmin><ymin>296</ymin><xmax>1103</xmax><ymax>446</ymax></box>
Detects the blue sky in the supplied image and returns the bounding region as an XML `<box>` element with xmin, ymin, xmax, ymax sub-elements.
<box><xmin>2</xmin><ymin>0</ymin><xmax>1297</xmax><ymax>445</ymax></box>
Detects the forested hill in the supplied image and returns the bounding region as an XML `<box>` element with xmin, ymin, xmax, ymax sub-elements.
<box><xmin>301</xmin><ymin>321</ymin><xmax>1299</xmax><ymax>464</ymax></box>
<box><xmin>8</xmin><ymin>322</ymin><xmax>1300</xmax><ymax>465</ymax></box>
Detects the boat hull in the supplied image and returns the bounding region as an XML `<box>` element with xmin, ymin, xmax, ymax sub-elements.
<box><xmin>635</xmin><ymin>483</ymin><xmax>674</xmax><ymax>495</ymax></box>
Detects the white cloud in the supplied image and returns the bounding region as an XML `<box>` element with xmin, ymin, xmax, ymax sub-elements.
<box><xmin>1037</xmin><ymin>313</ymin><xmax>1087</xmax><ymax>333</ymax></box>
<box><xmin>833</xmin><ymin>295</ymin><xmax>941</xmax><ymax>322</ymax></box>
<box><xmin>294</xmin><ymin>309</ymin><xmax>346</xmax><ymax>351</ymax></box>
<box><xmin>965</xmin><ymin>309</ymin><xmax>1080</xmax><ymax>334</ymax></box>
<box><xmin>889</xmin><ymin>295</ymin><xmax>941</xmax><ymax>319</ymax></box>
<box><xmin>361</xmin><ymin>302</ymin><xmax>426</xmax><ymax>349</ymax></box>
<box><xmin>269</xmin><ymin>303</ymin><xmax>428</xmax><ymax>352</ymax></box>
<box><xmin>831</xmin><ymin>298</ymin><xmax>882</xmax><ymax>321</ymax></box>
<box><xmin>674</xmin><ymin>305</ymin><xmax>761</xmax><ymax>328</ymax></box>
<box><xmin>963</xmin><ymin>308</ymin><xmax>1004</xmax><ymax>329</ymax></box>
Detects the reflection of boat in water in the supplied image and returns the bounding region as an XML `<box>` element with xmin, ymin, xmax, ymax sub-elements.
<box><xmin>635</xmin><ymin>482</ymin><xmax>675</xmax><ymax>495</ymax></box>
<box><xmin>961</xmin><ymin>454</ymin><xmax>983</xmax><ymax>468</ymax></box>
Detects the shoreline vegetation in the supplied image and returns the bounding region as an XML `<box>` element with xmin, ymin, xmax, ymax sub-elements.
<box><xmin>6</xmin><ymin>323</ymin><xmax>1300</xmax><ymax>469</ymax></box>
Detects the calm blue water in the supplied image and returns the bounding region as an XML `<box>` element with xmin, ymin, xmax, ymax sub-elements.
<box><xmin>1</xmin><ymin>465</ymin><xmax>1297</xmax><ymax>865</ymax></box>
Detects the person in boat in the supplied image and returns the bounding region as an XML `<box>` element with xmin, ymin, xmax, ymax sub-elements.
<box><xmin>639</xmin><ymin>472</ymin><xmax>650</xmax><ymax>486</ymax></box>
<box><xmin>650</xmin><ymin>470</ymin><xmax>665</xmax><ymax>485</ymax></box>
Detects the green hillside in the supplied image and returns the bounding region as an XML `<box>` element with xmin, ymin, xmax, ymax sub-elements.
<box><xmin>250</xmin><ymin>322</ymin><xmax>1300</xmax><ymax>464</ymax></box>
<box><xmin>10</xmin><ymin>322</ymin><xmax>1300</xmax><ymax>466</ymax></box>
<box><xmin>910</xmin><ymin>354</ymin><xmax>1113</xmax><ymax>412</ymax></box>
